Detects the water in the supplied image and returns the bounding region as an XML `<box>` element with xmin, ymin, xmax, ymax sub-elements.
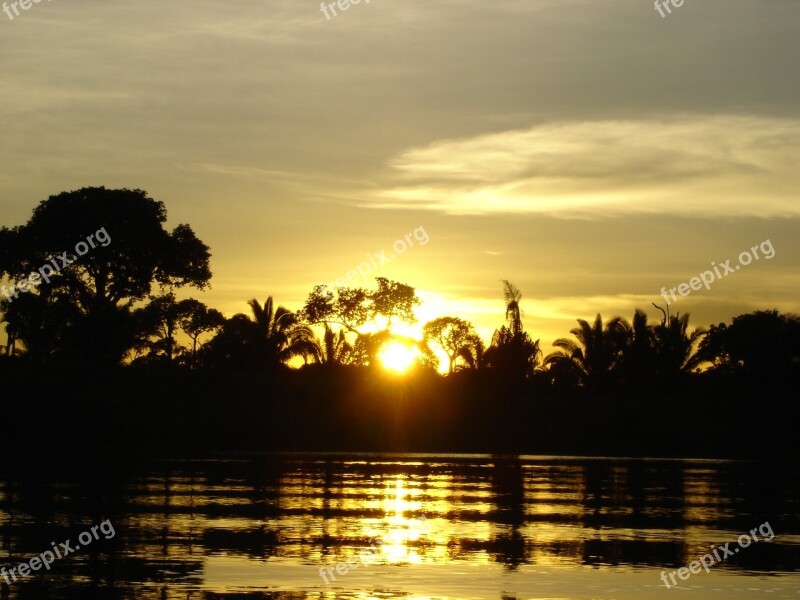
<box><xmin>1</xmin><ymin>454</ymin><xmax>799</xmax><ymax>599</ymax></box>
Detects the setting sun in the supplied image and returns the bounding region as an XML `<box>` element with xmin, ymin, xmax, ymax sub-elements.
<box><xmin>379</xmin><ymin>342</ymin><xmax>418</xmax><ymax>373</ymax></box>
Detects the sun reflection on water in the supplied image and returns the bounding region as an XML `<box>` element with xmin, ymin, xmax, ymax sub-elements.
<box><xmin>377</xmin><ymin>477</ymin><xmax>431</xmax><ymax>565</ymax></box>
<box><xmin>68</xmin><ymin>456</ymin><xmax>800</xmax><ymax>599</ymax></box>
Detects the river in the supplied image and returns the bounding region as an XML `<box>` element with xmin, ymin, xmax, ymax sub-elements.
<box><xmin>1</xmin><ymin>454</ymin><xmax>798</xmax><ymax>599</ymax></box>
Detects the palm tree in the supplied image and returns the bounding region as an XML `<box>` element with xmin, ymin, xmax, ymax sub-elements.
<box><xmin>544</xmin><ymin>314</ymin><xmax>627</xmax><ymax>390</ymax></box>
<box><xmin>304</xmin><ymin>323</ymin><xmax>353</xmax><ymax>366</ymax></box>
<box><xmin>247</xmin><ymin>296</ymin><xmax>316</xmax><ymax>365</ymax></box>
<box><xmin>501</xmin><ymin>280</ymin><xmax>523</xmax><ymax>335</ymax></box>
<box><xmin>652</xmin><ymin>312</ymin><xmax>705</xmax><ymax>384</ymax></box>
<box><xmin>484</xmin><ymin>281</ymin><xmax>541</xmax><ymax>379</ymax></box>
<box><xmin>617</xmin><ymin>309</ymin><xmax>657</xmax><ymax>389</ymax></box>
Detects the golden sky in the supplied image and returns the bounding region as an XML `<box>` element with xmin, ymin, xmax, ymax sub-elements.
<box><xmin>1</xmin><ymin>0</ymin><xmax>798</xmax><ymax>349</ymax></box>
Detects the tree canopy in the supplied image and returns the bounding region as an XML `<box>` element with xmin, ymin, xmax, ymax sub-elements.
<box><xmin>1</xmin><ymin>188</ymin><xmax>797</xmax><ymax>396</ymax></box>
<box><xmin>0</xmin><ymin>187</ymin><xmax>212</xmax><ymax>366</ymax></box>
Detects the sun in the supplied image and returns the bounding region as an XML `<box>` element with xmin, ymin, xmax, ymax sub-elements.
<box><xmin>379</xmin><ymin>342</ymin><xmax>418</xmax><ymax>373</ymax></box>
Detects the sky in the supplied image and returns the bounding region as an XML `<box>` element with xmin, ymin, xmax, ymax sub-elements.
<box><xmin>1</xmin><ymin>0</ymin><xmax>799</xmax><ymax>350</ymax></box>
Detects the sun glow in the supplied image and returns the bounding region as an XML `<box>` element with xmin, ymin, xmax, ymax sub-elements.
<box><xmin>379</xmin><ymin>342</ymin><xmax>418</xmax><ymax>373</ymax></box>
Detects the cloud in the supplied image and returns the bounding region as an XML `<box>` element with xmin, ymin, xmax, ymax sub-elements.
<box><xmin>178</xmin><ymin>163</ymin><xmax>298</xmax><ymax>180</ymax></box>
<box><xmin>366</xmin><ymin>116</ymin><xmax>800</xmax><ymax>218</ymax></box>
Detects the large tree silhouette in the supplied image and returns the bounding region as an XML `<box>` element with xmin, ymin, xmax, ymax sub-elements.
<box><xmin>0</xmin><ymin>187</ymin><xmax>211</xmax><ymax>367</ymax></box>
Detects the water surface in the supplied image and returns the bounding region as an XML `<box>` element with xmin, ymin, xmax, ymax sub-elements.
<box><xmin>1</xmin><ymin>454</ymin><xmax>799</xmax><ymax>599</ymax></box>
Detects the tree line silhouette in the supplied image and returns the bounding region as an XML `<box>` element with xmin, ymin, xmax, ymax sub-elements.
<box><xmin>1</xmin><ymin>188</ymin><xmax>798</xmax><ymax>457</ymax></box>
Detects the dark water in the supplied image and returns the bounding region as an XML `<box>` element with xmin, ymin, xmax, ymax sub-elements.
<box><xmin>1</xmin><ymin>454</ymin><xmax>799</xmax><ymax>599</ymax></box>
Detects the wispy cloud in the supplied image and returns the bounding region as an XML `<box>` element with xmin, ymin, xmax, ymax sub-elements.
<box><xmin>178</xmin><ymin>163</ymin><xmax>298</xmax><ymax>179</ymax></box>
<box><xmin>367</xmin><ymin>116</ymin><xmax>800</xmax><ymax>218</ymax></box>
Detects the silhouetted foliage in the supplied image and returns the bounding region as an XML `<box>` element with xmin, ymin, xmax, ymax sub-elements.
<box><xmin>618</xmin><ymin>309</ymin><xmax>658</xmax><ymax>390</ymax></box>
<box><xmin>303</xmin><ymin>277</ymin><xmax>420</xmax><ymax>365</ymax></box>
<box><xmin>544</xmin><ymin>309</ymin><xmax>706</xmax><ymax>393</ymax></box>
<box><xmin>134</xmin><ymin>294</ymin><xmax>223</xmax><ymax>366</ymax></box>
<box><xmin>457</xmin><ymin>333</ymin><xmax>486</xmax><ymax>371</ymax></box>
<box><xmin>305</xmin><ymin>323</ymin><xmax>354</xmax><ymax>366</ymax></box>
<box><xmin>545</xmin><ymin>314</ymin><xmax>627</xmax><ymax>391</ymax></box>
<box><xmin>0</xmin><ymin>187</ymin><xmax>211</xmax><ymax>367</ymax></box>
<box><xmin>652</xmin><ymin>312</ymin><xmax>705</xmax><ymax>386</ymax></box>
<box><xmin>1</xmin><ymin>189</ymin><xmax>799</xmax><ymax>459</ymax></box>
<box><xmin>200</xmin><ymin>296</ymin><xmax>312</xmax><ymax>370</ymax></box>
<box><xmin>178</xmin><ymin>298</ymin><xmax>225</xmax><ymax>367</ymax></box>
<box><xmin>484</xmin><ymin>281</ymin><xmax>542</xmax><ymax>380</ymax></box>
<box><xmin>699</xmin><ymin>310</ymin><xmax>800</xmax><ymax>379</ymax></box>
<box><xmin>423</xmin><ymin>316</ymin><xmax>479</xmax><ymax>374</ymax></box>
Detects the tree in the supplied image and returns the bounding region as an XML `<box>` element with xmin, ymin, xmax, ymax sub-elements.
<box><xmin>302</xmin><ymin>277</ymin><xmax>420</xmax><ymax>366</ymax></box>
<box><xmin>484</xmin><ymin>281</ymin><xmax>541</xmax><ymax>379</ymax></box>
<box><xmin>246</xmin><ymin>297</ymin><xmax>315</xmax><ymax>366</ymax></box>
<box><xmin>501</xmin><ymin>280</ymin><xmax>523</xmax><ymax>335</ymax></box>
<box><xmin>423</xmin><ymin>317</ymin><xmax>479</xmax><ymax>374</ymax></box>
<box><xmin>544</xmin><ymin>314</ymin><xmax>627</xmax><ymax>390</ymax></box>
<box><xmin>134</xmin><ymin>295</ymin><xmax>224</xmax><ymax>366</ymax></box>
<box><xmin>0</xmin><ymin>187</ymin><xmax>211</xmax><ymax>366</ymax></box>
<box><xmin>136</xmin><ymin>293</ymin><xmax>186</xmax><ymax>363</ymax></box>
<box><xmin>457</xmin><ymin>334</ymin><xmax>486</xmax><ymax>371</ymax></box>
<box><xmin>305</xmin><ymin>323</ymin><xmax>354</xmax><ymax>366</ymax></box>
<box><xmin>651</xmin><ymin>312</ymin><xmax>705</xmax><ymax>384</ymax></box>
<box><xmin>617</xmin><ymin>309</ymin><xmax>658</xmax><ymax>389</ymax></box>
<box><xmin>304</xmin><ymin>277</ymin><xmax>418</xmax><ymax>332</ymax></box>
<box><xmin>485</xmin><ymin>326</ymin><xmax>541</xmax><ymax>379</ymax></box>
<box><xmin>698</xmin><ymin>310</ymin><xmax>800</xmax><ymax>379</ymax></box>
<box><xmin>200</xmin><ymin>314</ymin><xmax>262</xmax><ymax>369</ymax></box>
<box><xmin>0</xmin><ymin>290</ymin><xmax>80</xmax><ymax>363</ymax></box>
<box><xmin>177</xmin><ymin>299</ymin><xmax>225</xmax><ymax>367</ymax></box>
